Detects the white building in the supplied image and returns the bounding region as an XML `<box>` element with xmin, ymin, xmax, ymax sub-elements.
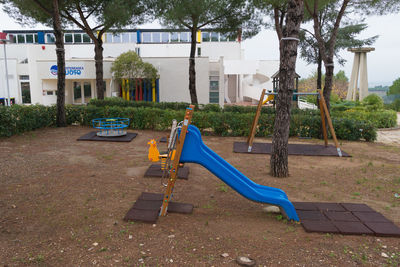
<box><xmin>0</xmin><ymin>29</ymin><xmax>279</xmax><ymax>106</ymax></box>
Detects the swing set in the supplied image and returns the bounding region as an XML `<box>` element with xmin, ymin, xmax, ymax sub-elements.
<box><xmin>246</xmin><ymin>88</ymin><xmax>343</xmax><ymax>157</ymax></box>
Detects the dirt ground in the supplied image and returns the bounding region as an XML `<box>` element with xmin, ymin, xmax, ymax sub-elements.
<box><xmin>0</xmin><ymin>126</ymin><xmax>399</xmax><ymax>266</ymax></box>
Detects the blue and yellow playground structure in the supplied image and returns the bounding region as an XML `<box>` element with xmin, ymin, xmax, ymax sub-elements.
<box><xmin>126</xmin><ymin>105</ymin><xmax>299</xmax><ymax>222</ymax></box>
<box><xmin>120</xmin><ymin>78</ymin><xmax>160</xmax><ymax>102</ymax></box>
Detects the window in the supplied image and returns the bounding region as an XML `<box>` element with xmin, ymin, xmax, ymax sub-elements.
<box><xmin>106</xmin><ymin>33</ymin><xmax>113</xmax><ymax>43</ymax></box>
<box><xmin>73</xmin><ymin>81</ymin><xmax>82</xmax><ymax>102</ymax></box>
<box><xmin>17</xmin><ymin>34</ymin><xmax>25</xmax><ymax>43</ymax></box>
<box><xmin>197</xmin><ymin>47</ymin><xmax>201</xmax><ymax>56</ymax></box>
<box><xmin>142</xmin><ymin>32</ymin><xmax>151</xmax><ymax>42</ymax></box>
<box><xmin>84</xmin><ymin>82</ymin><xmax>91</xmax><ymax>100</ymax></box>
<box><xmin>130</xmin><ymin>33</ymin><xmax>137</xmax><ymax>43</ymax></box>
<box><xmin>74</xmin><ymin>33</ymin><xmax>82</xmax><ymax>43</ymax></box>
<box><xmin>46</xmin><ymin>33</ymin><xmax>55</xmax><ymax>43</ymax></box>
<box><xmin>19</xmin><ymin>75</ymin><xmax>29</xmax><ymax>80</ymax></box>
<box><xmin>113</xmin><ymin>34</ymin><xmax>121</xmax><ymax>43</ymax></box>
<box><xmin>171</xmin><ymin>32</ymin><xmax>179</xmax><ymax>42</ymax></box>
<box><xmin>26</xmin><ymin>34</ymin><xmax>34</xmax><ymax>43</ymax></box>
<box><xmin>202</xmin><ymin>32</ymin><xmax>210</xmax><ymax>42</ymax></box>
<box><xmin>82</xmin><ymin>34</ymin><xmax>91</xmax><ymax>43</ymax></box>
<box><xmin>180</xmin><ymin>32</ymin><xmax>189</xmax><ymax>42</ymax></box>
<box><xmin>20</xmin><ymin>59</ymin><xmax>28</xmax><ymax>64</ymax></box>
<box><xmin>211</xmin><ymin>32</ymin><xmax>219</xmax><ymax>41</ymax></box>
<box><xmin>135</xmin><ymin>47</ymin><xmax>140</xmax><ymax>56</ymax></box>
<box><xmin>122</xmin><ymin>33</ymin><xmax>130</xmax><ymax>43</ymax></box>
<box><xmin>161</xmin><ymin>32</ymin><xmax>169</xmax><ymax>43</ymax></box>
<box><xmin>220</xmin><ymin>34</ymin><xmax>228</xmax><ymax>42</ymax></box>
<box><xmin>65</xmin><ymin>33</ymin><xmax>73</xmax><ymax>43</ymax></box>
<box><xmin>209</xmin><ymin>76</ymin><xmax>219</xmax><ymax>103</ymax></box>
<box><xmin>46</xmin><ymin>90</ymin><xmax>54</xmax><ymax>95</ymax></box>
<box><xmin>21</xmin><ymin>82</ymin><xmax>31</xmax><ymax>104</ymax></box>
<box><xmin>34</xmin><ymin>34</ymin><xmax>38</xmax><ymax>43</ymax></box>
<box><xmin>152</xmin><ymin>32</ymin><xmax>160</xmax><ymax>43</ymax></box>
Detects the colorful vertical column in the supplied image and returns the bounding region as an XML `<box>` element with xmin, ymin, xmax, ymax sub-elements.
<box><xmin>126</xmin><ymin>79</ymin><xmax>130</xmax><ymax>101</ymax></box>
<box><xmin>156</xmin><ymin>79</ymin><xmax>159</xmax><ymax>102</ymax></box>
<box><xmin>152</xmin><ymin>79</ymin><xmax>156</xmax><ymax>102</ymax></box>
<box><xmin>139</xmin><ymin>79</ymin><xmax>143</xmax><ymax>101</ymax></box>
<box><xmin>135</xmin><ymin>79</ymin><xmax>138</xmax><ymax>101</ymax></box>
<box><xmin>122</xmin><ymin>79</ymin><xmax>126</xmax><ymax>100</ymax></box>
<box><xmin>143</xmin><ymin>79</ymin><xmax>147</xmax><ymax>101</ymax></box>
<box><xmin>197</xmin><ymin>30</ymin><xmax>201</xmax><ymax>43</ymax></box>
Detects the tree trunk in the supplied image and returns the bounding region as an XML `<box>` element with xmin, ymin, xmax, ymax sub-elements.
<box><xmin>270</xmin><ymin>0</ymin><xmax>304</xmax><ymax>178</ymax></box>
<box><xmin>189</xmin><ymin>28</ymin><xmax>198</xmax><ymax>104</ymax></box>
<box><xmin>317</xmin><ymin>51</ymin><xmax>322</xmax><ymax>89</ymax></box>
<box><xmin>52</xmin><ymin>0</ymin><xmax>66</xmax><ymax>127</ymax></box>
<box><xmin>323</xmin><ymin>62</ymin><xmax>334</xmax><ymax>113</ymax></box>
<box><xmin>94</xmin><ymin>39</ymin><xmax>104</xmax><ymax>99</ymax></box>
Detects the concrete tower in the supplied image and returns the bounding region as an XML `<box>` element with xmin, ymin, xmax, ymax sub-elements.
<box><xmin>346</xmin><ymin>47</ymin><xmax>375</xmax><ymax>101</ymax></box>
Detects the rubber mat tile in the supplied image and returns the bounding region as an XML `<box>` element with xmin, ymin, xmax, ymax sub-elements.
<box><xmin>77</xmin><ymin>131</ymin><xmax>138</xmax><ymax>142</ymax></box>
<box><xmin>293</xmin><ymin>202</ymin><xmax>318</xmax><ymax>211</ymax></box>
<box><xmin>144</xmin><ymin>164</ymin><xmax>189</xmax><ymax>179</ymax></box>
<box><xmin>353</xmin><ymin>212</ymin><xmax>392</xmax><ymax>223</ymax></box>
<box><xmin>297</xmin><ymin>210</ymin><xmax>328</xmax><ymax>221</ymax></box>
<box><xmin>340</xmin><ymin>203</ymin><xmax>376</xmax><ymax>212</ymax></box>
<box><xmin>333</xmin><ymin>221</ymin><xmax>374</xmax><ymax>235</ymax></box>
<box><xmin>168</xmin><ymin>202</ymin><xmax>193</xmax><ymax>214</ymax></box>
<box><xmin>324</xmin><ymin>211</ymin><xmax>360</xmax><ymax>222</ymax></box>
<box><xmin>364</xmin><ymin>222</ymin><xmax>400</xmax><ymax>237</ymax></box>
<box><xmin>301</xmin><ymin>220</ymin><xmax>340</xmax><ymax>233</ymax></box>
<box><xmin>233</xmin><ymin>142</ymin><xmax>350</xmax><ymax>157</ymax></box>
<box><xmin>133</xmin><ymin>200</ymin><xmax>162</xmax><ymax>211</ymax></box>
<box><xmin>123</xmin><ymin>209</ymin><xmax>159</xmax><ymax>223</ymax></box>
<box><xmin>315</xmin><ymin>203</ymin><xmax>346</xmax><ymax>212</ymax></box>
<box><xmin>138</xmin><ymin>192</ymin><xmax>164</xmax><ymax>201</ymax></box>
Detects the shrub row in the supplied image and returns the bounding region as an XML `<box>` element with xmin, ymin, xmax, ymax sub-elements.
<box><xmin>0</xmin><ymin>105</ymin><xmax>56</xmax><ymax>137</ymax></box>
<box><xmin>1</xmin><ymin>104</ymin><xmax>377</xmax><ymax>141</ymax></box>
<box><xmin>89</xmin><ymin>97</ymin><xmax>323</xmax><ymax>115</ymax></box>
<box><xmin>333</xmin><ymin>109</ymin><xmax>397</xmax><ymax>129</ymax></box>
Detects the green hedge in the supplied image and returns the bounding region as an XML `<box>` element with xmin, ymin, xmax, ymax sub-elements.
<box><xmin>332</xmin><ymin>109</ymin><xmax>397</xmax><ymax>129</ymax></box>
<box><xmin>0</xmin><ymin>105</ymin><xmax>56</xmax><ymax>137</ymax></box>
<box><xmin>1</xmin><ymin>104</ymin><xmax>377</xmax><ymax>141</ymax></box>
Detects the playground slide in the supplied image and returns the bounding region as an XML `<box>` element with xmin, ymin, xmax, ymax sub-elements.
<box><xmin>179</xmin><ymin>125</ymin><xmax>299</xmax><ymax>221</ymax></box>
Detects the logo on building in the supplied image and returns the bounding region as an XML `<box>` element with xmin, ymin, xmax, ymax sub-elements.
<box><xmin>50</xmin><ymin>65</ymin><xmax>58</xmax><ymax>75</ymax></box>
<box><xmin>50</xmin><ymin>65</ymin><xmax>84</xmax><ymax>76</ymax></box>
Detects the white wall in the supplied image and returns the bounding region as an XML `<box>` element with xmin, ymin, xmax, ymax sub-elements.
<box><xmin>0</xmin><ymin>58</ymin><xmax>19</xmax><ymax>102</ymax></box>
<box><xmin>143</xmin><ymin>57</ymin><xmax>210</xmax><ymax>104</ymax></box>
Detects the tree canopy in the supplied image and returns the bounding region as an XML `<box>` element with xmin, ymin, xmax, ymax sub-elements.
<box><xmin>388</xmin><ymin>77</ymin><xmax>400</xmax><ymax>95</ymax></box>
<box><xmin>155</xmin><ymin>0</ymin><xmax>260</xmax><ymax>104</ymax></box>
<box><xmin>111</xmin><ymin>51</ymin><xmax>158</xmax><ymax>81</ymax></box>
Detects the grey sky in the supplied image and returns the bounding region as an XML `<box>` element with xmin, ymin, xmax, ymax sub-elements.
<box><xmin>1</xmin><ymin>7</ymin><xmax>399</xmax><ymax>86</ymax></box>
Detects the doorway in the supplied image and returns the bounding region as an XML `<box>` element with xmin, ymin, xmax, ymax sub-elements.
<box><xmin>73</xmin><ymin>81</ymin><xmax>92</xmax><ymax>104</ymax></box>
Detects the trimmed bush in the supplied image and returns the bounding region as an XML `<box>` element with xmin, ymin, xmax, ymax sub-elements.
<box><xmin>0</xmin><ymin>104</ymin><xmax>377</xmax><ymax>141</ymax></box>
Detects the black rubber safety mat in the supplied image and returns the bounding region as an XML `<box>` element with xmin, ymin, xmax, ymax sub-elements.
<box><xmin>233</xmin><ymin>142</ymin><xmax>351</xmax><ymax>157</ymax></box>
<box><xmin>77</xmin><ymin>131</ymin><xmax>138</xmax><ymax>142</ymax></box>
<box><xmin>124</xmin><ymin>192</ymin><xmax>193</xmax><ymax>223</ymax></box>
<box><xmin>293</xmin><ymin>202</ymin><xmax>400</xmax><ymax>237</ymax></box>
<box><xmin>144</xmin><ymin>164</ymin><xmax>189</xmax><ymax>180</ymax></box>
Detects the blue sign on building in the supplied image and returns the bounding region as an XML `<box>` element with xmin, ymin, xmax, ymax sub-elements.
<box><xmin>50</xmin><ymin>65</ymin><xmax>84</xmax><ymax>76</ymax></box>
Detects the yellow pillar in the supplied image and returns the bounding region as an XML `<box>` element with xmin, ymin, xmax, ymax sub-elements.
<box><xmin>126</xmin><ymin>79</ymin><xmax>130</xmax><ymax>101</ymax></box>
<box><xmin>197</xmin><ymin>30</ymin><xmax>201</xmax><ymax>43</ymax></box>
<box><xmin>122</xmin><ymin>79</ymin><xmax>126</xmax><ymax>100</ymax></box>
<box><xmin>152</xmin><ymin>79</ymin><xmax>156</xmax><ymax>102</ymax></box>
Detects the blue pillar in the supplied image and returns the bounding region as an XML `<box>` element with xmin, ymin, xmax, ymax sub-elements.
<box><xmin>156</xmin><ymin>79</ymin><xmax>159</xmax><ymax>102</ymax></box>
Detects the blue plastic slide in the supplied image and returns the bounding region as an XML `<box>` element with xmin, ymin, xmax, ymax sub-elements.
<box><xmin>179</xmin><ymin>125</ymin><xmax>299</xmax><ymax>221</ymax></box>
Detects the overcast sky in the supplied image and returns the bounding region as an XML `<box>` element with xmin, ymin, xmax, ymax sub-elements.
<box><xmin>1</xmin><ymin>7</ymin><xmax>399</xmax><ymax>87</ymax></box>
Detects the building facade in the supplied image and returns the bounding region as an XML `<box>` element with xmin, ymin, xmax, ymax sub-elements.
<box><xmin>0</xmin><ymin>29</ymin><xmax>279</xmax><ymax>106</ymax></box>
